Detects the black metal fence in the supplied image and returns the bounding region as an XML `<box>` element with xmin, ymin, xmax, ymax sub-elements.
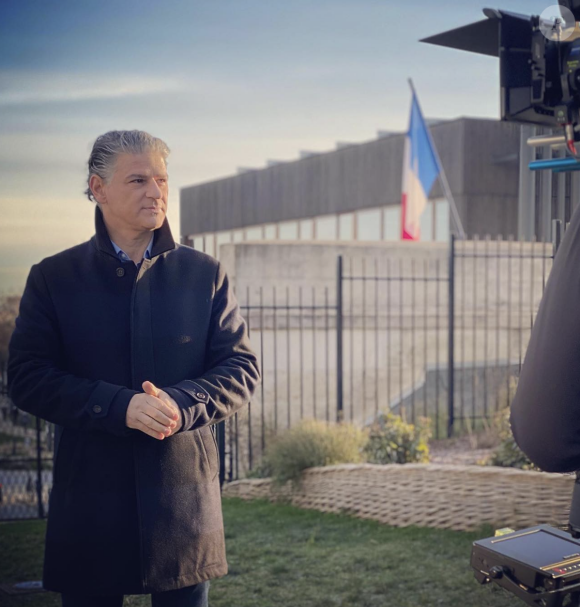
<box><xmin>0</xmin><ymin>233</ymin><xmax>557</xmax><ymax>517</ymax></box>
<box><xmin>338</xmin><ymin>255</ymin><xmax>449</xmax><ymax>430</ymax></box>
<box><xmin>221</xmin><ymin>234</ymin><xmax>555</xmax><ymax>482</ymax></box>
<box><xmin>222</xmin><ymin>285</ymin><xmax>338</xmax><ymax>482</ymax></box>
<box><xmin>449</xmin><ymin>235</ymin><xmax>553</xmax><ymax>435</ymax></box>
<box><xmin>0</xmin><ymin>361</ymin><xmax>53</xmax><ymax>521</ymax></box>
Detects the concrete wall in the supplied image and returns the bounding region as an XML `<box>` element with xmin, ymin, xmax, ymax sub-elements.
<box><xmin>220</xmin><ymin>239</ymin><xmax>551</xmax><ymax>320</ymax></box>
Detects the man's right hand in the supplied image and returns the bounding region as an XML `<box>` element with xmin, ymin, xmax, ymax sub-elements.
<box><xmin>126</xmin><ymin>391</ymin><xmax>180</xmax><ymax>440</ymax></box>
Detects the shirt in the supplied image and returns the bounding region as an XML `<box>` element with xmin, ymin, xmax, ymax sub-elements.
<box><xmin>110</xmin><ymin>235</ymin><xmax>154</xmax><ymax>267</ymax></box>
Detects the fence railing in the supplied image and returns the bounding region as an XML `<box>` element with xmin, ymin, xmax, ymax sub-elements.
<box><xmin>220</xmin><ymin>234</ymin><xmax>554</xmax><ymax>483</ymax></box>
<box><xmin>450</xmin><ymin>235</ymin><xmax>553</xmax><ymax>434</ymax></box>
<box><xmin>223</xmin><ymin>285</ymin><xmax>338</xmax><ymax>482</ymax></box>
<box><xmin>0</xmin><ymin>365</ymin><xmax>53</xmax><ymax>520</ymax></box>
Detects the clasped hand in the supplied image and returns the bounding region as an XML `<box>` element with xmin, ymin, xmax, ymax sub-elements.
<box><xmin>125</xmin><ymin>381</ymin><xmax>183</xmax><ymax>440</ymax></box>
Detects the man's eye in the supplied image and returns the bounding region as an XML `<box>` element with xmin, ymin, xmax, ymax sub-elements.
<box><xmin>157</xmin><ymin>179</ymin><xmax>167</xmax><ymax>184</ymax></box>
<box><xmin>132</xmin><ymin>179</ymin><xmax>144</xmax><ymax>184</ymax></box>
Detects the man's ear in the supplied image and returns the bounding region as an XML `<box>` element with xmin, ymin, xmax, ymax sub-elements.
<box><xmin>89</xmin><ymin>174</ymin><xmax>107</xmax><ymax>205</ymax></box>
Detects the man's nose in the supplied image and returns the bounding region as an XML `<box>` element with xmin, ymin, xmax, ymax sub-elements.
<box><xmin>147</xmin><ymin>179</ymin><xmax>162</xmax><ymax>199</ymax></box>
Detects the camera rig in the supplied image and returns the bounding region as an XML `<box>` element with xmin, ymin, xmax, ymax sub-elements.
<box><xmin>422</xmin><ymin>1</ymin><xmax>580</xmax><ymax>156</ymax></box>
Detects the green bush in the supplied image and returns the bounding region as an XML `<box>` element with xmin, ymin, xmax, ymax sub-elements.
<box><xmin>259</xmin><ymin>420</ymin><xmax>367</xmax><ymax>487</ymax></box>
<box><xmin>488</xmin><ymin>407</ymin><xmax>538</xmax><ymax>470</ymax></box>
<box><xmin>363</xmin><ymin>413</ymin><xmax>431</xmax><ymax>464</ymax></box>
<box><xmin>245</xmin><ymin>458</ymin><xmax>273</xmax><ymax>480</ymax></box>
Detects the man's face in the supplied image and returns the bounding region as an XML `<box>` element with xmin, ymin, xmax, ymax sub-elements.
<box><xmin>94</xmin><ymin>151</ymin><xmax>169</xmax><ymax>234</ymax></box>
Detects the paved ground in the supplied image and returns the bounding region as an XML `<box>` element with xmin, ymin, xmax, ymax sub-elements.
<box><xmin>429</xmin><ymin>436</ymin><xmax>494</xmax><ymax>466</ymax></box>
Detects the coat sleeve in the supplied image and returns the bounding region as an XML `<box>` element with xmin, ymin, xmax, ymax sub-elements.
<box><xmin>163</xmin><ymin>262</ymin><xmax>261</xmax><ymax>432</ymax></box>
<box><xmin>7</xmin><ymin>263</ymin><xmax>137</xmax><ymax>436</ymax></box>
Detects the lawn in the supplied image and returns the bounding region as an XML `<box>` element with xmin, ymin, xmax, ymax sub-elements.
<box><xmin>0</xmin><ymin>497</ymin><xmax>514</xmax><ymax>607</ymax></box>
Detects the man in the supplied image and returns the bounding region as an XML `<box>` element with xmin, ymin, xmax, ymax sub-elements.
<box><xmin>7</xmin><ymin>130</ymin><xmax>261</xmax><ymax>606</ymax></box>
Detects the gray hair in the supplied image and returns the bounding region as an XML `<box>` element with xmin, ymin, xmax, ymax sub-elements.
<box><xmin>85</xmin><ymin>130</ymin><xmax>170</xmax><ymax>202</ymax></box>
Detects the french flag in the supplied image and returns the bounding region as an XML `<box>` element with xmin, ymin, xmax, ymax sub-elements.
<box><xmin>401</xmin><ymin>92</ymin><xmax>440</xmax><ymax>241</ymax></box>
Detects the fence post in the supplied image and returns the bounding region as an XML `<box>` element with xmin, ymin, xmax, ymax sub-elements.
<box><xmin>448</xmin><ymin>234</ymin><xmax>455</xmax><ymax>438</ymax></box>
<box><xmin>552</xmin><ymin>219</ymin><xmax>562</xmax><ymax>258</ymax></box>
<box><xmin>336</xmin><ymin>255</ymin><xmax>344</xmax><ymax>422</ymax></box>
<box><xmin>36</xmin><ymin>417</ymin><xmax>45</xmax><ymax>518</ymax></box>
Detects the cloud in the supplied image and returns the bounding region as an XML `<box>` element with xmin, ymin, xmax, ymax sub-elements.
<box><xmin>0</xmin><ymin>70</ymin><xmax>187</xmax><ymax>106</ymax></box>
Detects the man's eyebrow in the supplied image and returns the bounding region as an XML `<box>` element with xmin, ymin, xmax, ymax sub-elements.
<box><xmin>125</xmin><ymin>173</ymin><xmax>168</xmax><ymax>180</ymax></box>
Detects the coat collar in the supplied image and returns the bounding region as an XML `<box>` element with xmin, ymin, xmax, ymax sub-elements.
<box><xmin>91</xmin><ymin>204</ymin><xmax>176</xmax><ymax>259</ymax></box>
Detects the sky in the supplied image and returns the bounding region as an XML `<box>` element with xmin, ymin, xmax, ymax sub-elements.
<box><xmin>0</xmin><ymin>0</ymin><xmax>556</xmax><ymax>294</ymax></box>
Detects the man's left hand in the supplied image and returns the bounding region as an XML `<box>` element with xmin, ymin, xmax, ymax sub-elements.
<box><xmin>142</xmin><ymin>381</ymin><xmax>183</xmax><ymax>435</ymax></box>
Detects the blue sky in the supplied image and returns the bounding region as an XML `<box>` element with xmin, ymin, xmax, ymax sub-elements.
<box><xmin>0</xmin><ymin>0</ymin><xmax>553</xmax><ymax>293</ymax></box>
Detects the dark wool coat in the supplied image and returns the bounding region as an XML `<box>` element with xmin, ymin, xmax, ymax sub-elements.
<box><xmin>7</xmin><ymin>206</ymin><xmax>260</xmax><ymax>596</ymax></box>
<box><xmin>511</xmin><ymin>198</ymin><xmax>580</xmax><ymax>473</ymax></box>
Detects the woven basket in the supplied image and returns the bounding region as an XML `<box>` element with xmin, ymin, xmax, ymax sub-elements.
<box><xmin>223</xmin><ymin>464</ymin><xmax>574</xmax><ymax>531</ymax></box>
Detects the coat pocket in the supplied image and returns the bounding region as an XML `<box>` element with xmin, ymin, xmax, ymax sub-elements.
<box><xmin>199</xmin><ymin>426</ymin><xmax>219</xmax><ymax>481</ymax></box>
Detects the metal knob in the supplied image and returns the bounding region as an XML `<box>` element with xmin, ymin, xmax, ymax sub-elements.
<box><xmin>489</xmin><ymin>566</ymin><xmax>504</xmax><ymax>579</ymax></box>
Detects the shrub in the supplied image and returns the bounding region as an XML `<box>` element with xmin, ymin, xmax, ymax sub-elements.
<box><xmin>245</xmin><ymin>459</ymin><xmax>273</xmax><ymax>480</ymax></box>
<box><xmin>259</xmin><ymin>420</ymin><xmax>367</xmax><ymax>486</ymax></box>
<box><xmin>488</xmin><ymin>407</ymin><xmax>538</xmax><ymax>470</ymax></box>
<box><xmin>363</xmin><ymin>413</ymin><xmax>431</xmax><ymax>464</ymax></box>
<box><xmin>463</xmin><ymin>415</ymin><xmax>502</xmax><ymax>450</ymax></box>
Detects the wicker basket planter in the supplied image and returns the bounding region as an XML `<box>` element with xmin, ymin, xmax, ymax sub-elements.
<box><xmin>222</xmin><ymin>464</ymin><xmax>574</xmax><ymax>531</ymax></box>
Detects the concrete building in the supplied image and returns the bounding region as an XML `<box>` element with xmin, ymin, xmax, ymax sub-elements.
<box><xmin>180</xmin><ymin>117</ymin><xmax>528</xmax><ymax>256</ymax></box>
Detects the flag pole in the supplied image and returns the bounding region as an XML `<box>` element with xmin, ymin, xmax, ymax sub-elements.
<box><xmin>407</xmin><ymin>79</ymin><xmax>466</xmax><ymax>240</ymax></box>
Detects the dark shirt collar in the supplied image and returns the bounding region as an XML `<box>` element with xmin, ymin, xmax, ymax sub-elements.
<box><xmin>91</xmin><ymin>204</ymin><xmax>176</xmax><ymax>260</ymax></box>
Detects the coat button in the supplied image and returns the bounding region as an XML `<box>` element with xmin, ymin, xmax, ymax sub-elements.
<box><xmin>93</xmin><ymin>405</ymin><xmax>102</xmax><ymax>413</ymax></box>
<box><xmin>116</xmin><ymin>267</ymin><xmax>125</xmax><ymax>277</ymax></box>
<box><xmin>196</xmin><ymin>392</ymin><xmax>205</xmax><ymax>399</ymax></box>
